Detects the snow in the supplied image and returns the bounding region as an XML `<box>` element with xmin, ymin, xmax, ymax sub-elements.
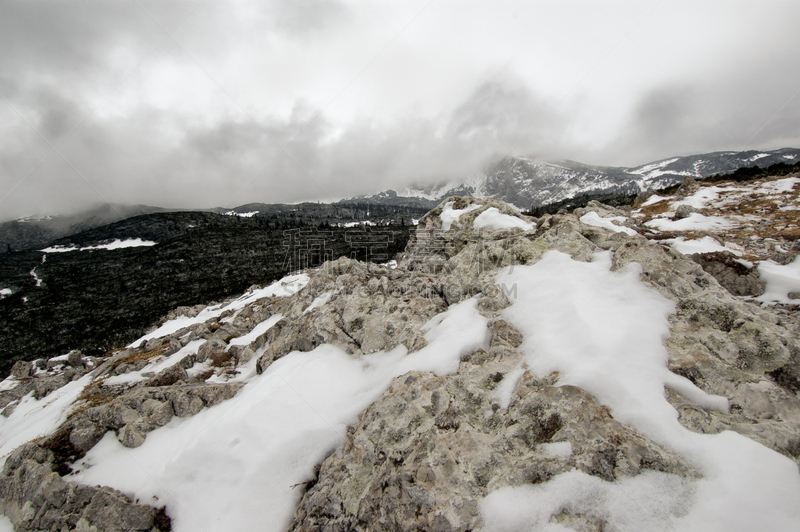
<box><xmin>0</xmin><ymin>515</ymin><xmax>12</xmax><ymax>532</ymax></box>
<box><xmin>0</xmin><ymin>288</ymin><xmax>11</xmax><ymax>299</ymax></box>
<box><xmin>579</xmin><ymin>212</ymin><xmax>637</xmax><ymax>235</ymax></box>
<box><xmin>482</xmin><ymin>469</ymin><xmax>694</xmax><ymax>532</ymax></box>
<box><xmin>640</xmin><ymin>194</ymin><xmax>667</xmax><ymax>207</ymax></box>
<box><xmin>492</xmin><ymin>363</ymin><xmax>526</xmax><ymax>409</ymax></box>
<box><xmin>70</xmin><ymin>298</ymin><xmax>489</xmax><ymax>532</ymax></box>
<box><xmin>0</xmin><ymin>376</ymin><xmax>19</xmax><ymax>392</ymax></box>
<box><xmin>0</xmin><ymin>374</ymin><xmax>93</xmax><ymax>466</ymax></box>
<box><xmin>103</xmin><ymin>340</ymin><xmax>207</xmax><ymax>386</ymax></box>
<box><xmin>40</xmin><ymin>238</ymin><xmax>157</xmax><ymax>252</ymax></box>
<box><xmin>30</xmin><ymin>266</ymin><xmax>43</xmax><ymax>287</ymax></box>
<box><xmin>537</xmin><ymin>441</ymin><xmax>572</xmax><ymax>458</ymax></box>
<box><xmin>223</xmin><ymin>211</ymin><xmax>258</xmax><ymax>218</ymax></box>
<box><xmin>439</xmin><ymin>201</ymin><xmax>481</xmax><ymax>230</ymax></box>
<box><xmin>340</xmin><ymin>220</ymin><xmax>376</xmax><ymax>228</ymax></box>
<box><xmin>473</xmin><ymin>207</ymin><xmax>535</xmax><ymax>231</ymax></box>
<box><xmin>227</xmin><ymin>314</ymin><xmax>284</xmax><ymax>348</ymax></box>
<box><xmin>128</xmin><ymin>274</ymin><xmax>309</xmax><ymax>347</ymax></box>
<box><xmin>674</xmin><ymin>187</ymin><xmax>721</xmax><ymax>209</ymax></box>
<box><xmin>629</xmin><ymin>157</ymin><xmax>679</xmax><ymax>176</ymax></box>
<box><xmin>748</xmin><ymin>153</ymin><xmax>769</xmax><ymax>162</ymax></box>
<box><xmin>755</xmin><ymin>257</ymin><xmax>800</xmax><ymax>305</ymax></box>
<box><xmin>645</xmin><ymin>213</ymin><xmax>731</xmax><ymax>232</ymax></box>
<box><xmin>302</xmin><ymin>291</ymin><xmax>334</xmax><ymax>314</ymax></box>
<box><xmin>488</xmin><ymin>251</ymin><xmax>800</xmax><ymax>530</ymax></box>
<box><xmin>666</xmin><ymin>236</ymin><xmax>742</xmax><ymax>256</ymax></box>
<box><xmin>754</xmin><ymin>176</ymin><xmax>798</xmax><ymax>195</ymax></box>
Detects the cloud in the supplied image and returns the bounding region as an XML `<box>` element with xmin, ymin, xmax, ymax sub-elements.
<box><xmin>2</xmin><ymin>1</ymin><xmax>800</xmax><ymax>220</ymax></box>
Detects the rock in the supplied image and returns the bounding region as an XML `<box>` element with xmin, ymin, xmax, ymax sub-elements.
<box><xmin>674</xmin><ymin>204</ymin><xmax>698</xmax><ymax>220</ymax></box>
<box><xmin>145</xmin><ymin>363</ymin><xmax>188</xmax><ymax>387</ymax></box>
<box><xmin>10</xmin><ymin>360</ymin><xmax>32</xmax><ymax>379</ymax></box>
<box><xmin>0</xmin><ymin>442</ymin><xmax>165</xmax><ymax>532</ymax></box>
<box><xmin>691</xmin><ymin>251</ymin><xmax>766</xmax><ymax>297</ymax></box>
<box><xmin>80</xmin><ymin>488</ymin><xmax>159</xmax><ymax>530</ymax></box>
<box><xmin>171</xmin><ymin>391</ymin><xmax>205</xmax><ymax>418</ymax></box>
<box><xmin>67</xmin><ymin>349</ymin><xmax>83</xmax><ymax>367</ymax></box>
<box><xmin>675</xmin><ymin>176</ymin><xmax>700</xmax><ymax>197</ymax></box>
<box><xmin>118</xmin><ymin>422</ymin><xmax>147</xmax><ymax>448</ymax></box>
<box><xmin>69</xmin><ymin>420</ymin><xmax>104</xmax><ymax>453</ymax></box>
<box><xmin>141</xmin><ymin>399</ymin><xmax>174</xmax><ymax>427</ymax></box>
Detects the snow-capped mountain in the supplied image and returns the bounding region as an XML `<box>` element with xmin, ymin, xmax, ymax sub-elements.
<box><xmin>348</xmin><ymin>147</ymin><xmax>800</xmax><ymax>210</ymax></box>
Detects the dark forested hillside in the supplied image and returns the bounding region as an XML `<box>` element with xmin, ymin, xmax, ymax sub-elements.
<box><xmin>0</xmin><ymin>210</ymin><xmax>417</xmax><ymax>376</ymax></box>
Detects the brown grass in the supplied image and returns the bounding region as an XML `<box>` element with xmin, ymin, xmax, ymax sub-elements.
<box><xmin>69</xmin><ymin>377</ymin><xmax>117</xmax><ymax>418</ymax></box>
<box><xmin>116</xmin><ymin>345</ymin><xmax>168</xmax><ymax>366</ymax></box>
<box><xmin>209</xmin><ymin>351</ymin><xmax>233</xmax><ymax>368</ymax></box>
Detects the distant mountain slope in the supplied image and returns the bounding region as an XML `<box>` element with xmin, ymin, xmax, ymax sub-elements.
<box><xmin>0</xmin><ymin>203</ymin><xmax>167</xmax><ymax>254</ymax></box>
<box><xmin>347</xmin><ymin>147</ymin><xmax>800</xmax><ymax>210</ymax></box>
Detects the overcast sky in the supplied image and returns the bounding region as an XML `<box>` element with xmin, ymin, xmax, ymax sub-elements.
<box><xmin>2</xmin><ymin>0</ymin><xmax>799</xmax><ymax>220</ymax></box>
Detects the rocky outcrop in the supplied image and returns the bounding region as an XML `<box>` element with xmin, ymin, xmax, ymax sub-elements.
<box><xmin>0</xmin><ymin>443</ymin><xmax>169</xmax><ymax>532</ymax></box>
<box><xmin>690</xmin><ymin>251</ymin><xmax>766</xmax><ymax>297</ymax></box>
<box><xmin>286</xmin><ymin>196</ymin><xmax>800</xmax><ymax>531</ymax></box>
<box><xmin>290</xmin><ymin>347</ymin><xmax>696</xmax><ymax>532</ymax></box>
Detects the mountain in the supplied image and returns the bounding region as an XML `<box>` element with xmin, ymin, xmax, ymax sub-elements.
<box><xmin>1</xmin><ymin>201</ymin><xmax>429</xmax><ymax>254</ymax></box>
<box><xmin>1</xmin><ymin>170</ymin><xmax>799</xmax><ymax>531</ymax></box>
<box><xmin>346</xmin><ymin>147</ymin><xmax>800</xmax><ymax>210</ymax></box>
<box><xmin>0</xmin><ymin>203</ymin><xmax>172</xmax><ymax>255</ymax></box>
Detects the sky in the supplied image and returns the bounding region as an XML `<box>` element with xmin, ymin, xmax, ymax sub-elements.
<box><xmin>1</xmin><ymin>0</ymin><xmax>800</xmax><ymax>220</ymax></box>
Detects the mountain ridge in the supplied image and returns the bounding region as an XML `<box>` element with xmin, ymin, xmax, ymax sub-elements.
<box><xmin>347</xmin><ymin>147</ymin><xmax>800</xmax><ymax>210</ymax></box>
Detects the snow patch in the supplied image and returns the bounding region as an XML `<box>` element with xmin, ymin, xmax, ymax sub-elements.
<box><xmin>579</xmin><ymin>212</ymin><xmax>637</xmax><ymax>235</ymax></box>
<box><xmin>439</xmin><ymin>201</ymin><xmax>481</xmax><ymax>231</ymax></box>
<box><xmin>473</xmin><ymin>207</ymin><xmax>535</xmax><ymax>231</ymax></box>
<box><xmin>645</xmin><ymin>213</ymin><xmax>732</xmax><ymax>232</ymax></box>
<box><xmin>41</xmin><ymin>238</ymin><xmax>157</xmax><ymax>252</ymax></box>
<box><xmin>481</xmin><ymin>470</ymin><xmax>694</xmax><ymax>532</ymax></box>
<box><xmin>228</xmin><ymin>314</ymin><xmax>284</xmax><ymax>348</ymax></box>
<box><xmin>666</xmin><ymin>236</ymin><xmax>742</xmax><ymax>256</ymax></box>
<box><xmin>755</xmin><ymin>257</ymin><xmax>800</xmax><ymax>305</ymax></box>
<box><xmin>0</xmin><ymin>288</ymin><xmax>11</xmax><ymax>299</ymax></box>
<box><xmin>103</xmin><ymin>340</ymin><xmax>207</xmax><ymax>386</ymax></box>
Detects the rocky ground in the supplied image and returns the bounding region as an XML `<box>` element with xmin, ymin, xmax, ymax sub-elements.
<box><xmin>0</xmin><ymin>173</ymin><xmax>799</xmax><ymax>531</ymax></box>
